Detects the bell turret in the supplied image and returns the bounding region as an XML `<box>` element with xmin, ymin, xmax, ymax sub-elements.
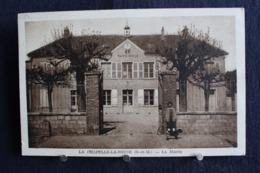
<box><xmin>124</xmin><ymin>21</ymin><xmax>130</xmax><ymax>37</ymax></box>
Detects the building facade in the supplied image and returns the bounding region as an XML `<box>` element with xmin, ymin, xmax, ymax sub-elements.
<box><xmin>26</xmin><ymin>58</ymin><xmax>75</xmax><ymax>113</ymax></box>
<box><xmin>26</xmin><ymin>26</ymin><xmax>236</xmax><ymax>114</ymax></box>
<box><xmin>101</xmin><ymin>38</ymin><xmax>160</xmax><ymax>115</ymax></box>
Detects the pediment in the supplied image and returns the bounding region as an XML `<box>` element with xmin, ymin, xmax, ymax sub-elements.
<box><xmin>111</xmin><ymin>39</ymin><xmax>145</xmax><ymax>55</ymax></box>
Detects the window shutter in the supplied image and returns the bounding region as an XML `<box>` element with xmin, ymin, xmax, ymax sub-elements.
<box><xmin>117</xmin><ymin>63</ymin><xmax>121</xmax><ymax>78</ymax></box>
<box><xmin>150</xmin><ymin>62</ymin><xmax>154</xmax><ymax>78</ymax></box>
<box><xmin>111</xmin><ymin>89</ymin><xmax>118</xmax><ymax>106</ymax></box>
<box><xmin>112</xmin><ymin>63</ymin><xmax>117</xmax><ymax>78</ymax></box>
<box><xmin>139</xmin><ymin>63</ymin><xmax>143</xmax><ymax>78</ymax></box>
<box><xmin>133</xmin><ymin>62</ymin><xmax>138</xmax><ymax>78</ymax></box>
<box><xmin>40</xmin><ymin>88</ymin><xmax>48</xmax><ymax>108</ymax></box>
<box><xmin>107</xmin><ymin>63</ymin><xmax>111</xmax><ymax>79</ymax></box>
<box><xmin>138</xmin><ymin>89</ymin><xmax>144</xmax><ymax>106</ymax></box>
<box><xmin>154</xmin><ymin>89</ymin><xmax>158</xmax><ymax>106</ymax></box>
<box><xmin>101</xmin><ymin>63</ymin><xmax>106</xmax><ymax>78</ymax></box>
<box><xmin>155</xmin><ymin>61</ymin><xmax>160</xmax><ymax>78</ymax></box>
<box><xmin>101</xmin><ymin>63</ymin><xmax>111</xmax><ymax>79</ymax></box>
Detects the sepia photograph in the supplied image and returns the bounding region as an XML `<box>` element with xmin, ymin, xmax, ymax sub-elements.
<box><xmin>18</xmin><ymin>9</ymin><xmax>245</xmax><ymax>157</ymax></box>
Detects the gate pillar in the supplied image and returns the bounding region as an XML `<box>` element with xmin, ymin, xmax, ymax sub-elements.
<box><xmin>85</xmin><ymin>71</ymin><xmax>103</xmax><ymax>135</ymax></box>
<box><xmin>158</xmin><ymin>71</ymin><xmax>177</xmax><ymax>133</ymax></box>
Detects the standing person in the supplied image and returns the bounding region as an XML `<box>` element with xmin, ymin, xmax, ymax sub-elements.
<box><xmin>165</xmin><ymin>102</ymin><xmax>178</xmax><ymax>139</ymax></box>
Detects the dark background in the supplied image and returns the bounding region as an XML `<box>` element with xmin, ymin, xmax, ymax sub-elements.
<box><xmin>0</xmin><ymin>0</ymin><xmax>259</xmax><ymax>172</ymax></box>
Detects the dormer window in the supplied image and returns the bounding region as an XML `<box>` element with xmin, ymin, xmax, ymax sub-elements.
<box><xmin>125</xmin><ymin>49</ymin><xmax>130</xmax><ymax>54</ymax></box>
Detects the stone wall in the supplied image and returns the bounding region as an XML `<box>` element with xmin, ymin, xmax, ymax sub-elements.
<box><xmin>103</xmin><ymin>106</ymin><xmax>158</xmax><ymax>115</ymax></box>
<box><xmin>28</xmin><ymin>72</ymin><xmax>104</xmax><ymax>137</ymax></box>
<box><xmin>28</xmin><ymin>112</ymin><xmax>87</xmax><ymax>136</ymax></box>
<box><xmin>177</xmin><ymin>112</ymin><xmax>237</xmax><ymax>135</ymax></box>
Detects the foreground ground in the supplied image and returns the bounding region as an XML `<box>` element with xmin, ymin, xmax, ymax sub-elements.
<box><xmin>34</xmin><ymin>134</ymin><xmax>236</xmax><ymax>148</ymax></box>
<box><xmin>31</xmin><ymin>113</ymin><xmax>237</xmax><ymax>148</ymax></box>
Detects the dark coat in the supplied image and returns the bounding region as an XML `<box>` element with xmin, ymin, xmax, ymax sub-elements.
<box><xmin>165</xmin><ymin>108</ymin><xmax>177</xmax><ymax>122</ymax></box>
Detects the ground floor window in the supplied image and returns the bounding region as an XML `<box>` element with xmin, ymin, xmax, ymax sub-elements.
<box><xmin>123</xmin><ymin>89</ymin><xmax>133</xmax><ymax>106</ymax></box>
<box><xmin>71</xmin><ymin>90</ymin><xmax>77</xmax><ymax>110</ymax></box>
<box><xmin>103</xmin><ymin>90</ymin><xmax>111</xmax><ymax>106</ymax></box>
<box><xmin>144</xmin><ymin>89</ymin><xmax>154</xmax><ymax>105</ymax></box>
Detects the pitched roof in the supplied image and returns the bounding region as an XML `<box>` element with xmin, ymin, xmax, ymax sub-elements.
<box><xmin>27</xmin><ymin>34</ymin><xmax>228</xmax><ymax>58</ymax></box>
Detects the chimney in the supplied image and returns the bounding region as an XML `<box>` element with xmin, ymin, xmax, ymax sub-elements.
<box><xmin>63</xmin><ymin>27</ymin><xmax>70</xmax><ymax>38</ymax></box>
<box><xmin>161</xmin><ymin>27</ymin><xmax>165</xmax><ymax>40</ymax></box>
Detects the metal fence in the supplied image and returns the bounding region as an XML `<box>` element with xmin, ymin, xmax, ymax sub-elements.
<box><xmin>177</xmin><ymin>82</ymin><xmax>237</xmax><ymax>112</ymax></box>
<box><xmin>27</xmin><ymin>84</ymin><xmax>85</xmax><ymax>113</ymax></box>
<box><xmin>27</xmin><ymin>82</ymin><xmax>237</xmax><ymax>113</ymax></box>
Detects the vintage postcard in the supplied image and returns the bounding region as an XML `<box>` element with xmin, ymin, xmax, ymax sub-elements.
<box><xmin>18</xmin><ymin>8</ymin><xmax>245</xmax><ymax>157</ymax></box>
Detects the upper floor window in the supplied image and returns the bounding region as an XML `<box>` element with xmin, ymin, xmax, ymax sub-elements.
<box><xmin>144</xmin><ymin>62</ymin><xmax>154</xmax><ymax>78</ymax></box>
<box><xmin>100</xmin><ymin>61</ymin><xmax>156</xmax><ymax>79</ymax></box>
<box><xmin>123</xmin><ymin>63</ymin><xmax>132</xmax><ymax>78</ymax></box>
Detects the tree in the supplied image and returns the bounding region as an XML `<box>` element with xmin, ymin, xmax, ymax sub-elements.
<box><xmin>26</xmin><ymin>59</ymin><xmax>71</xmax><ymax>112</ymax></box>
<box><xmin>189</xmin><ymin>61</ymin><xmax>225</xmax><ymax>111</ymax></box>
<box><xmin>44</xmin><ymin>27</ymin><xmax>110</xmax><ymax>111</ymax></box>
<box><xmin>225</xmin><ymin>70</ymin><xmax>237</xmax><ymax>111</ymax></box>
<box><xmin>158</xmin><ymin>25</ymin><xmax>228</xmax><ymax>112</ymax></box>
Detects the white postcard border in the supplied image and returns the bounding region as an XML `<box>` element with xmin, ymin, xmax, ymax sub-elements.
<box><xmin>19</xmin><ymin>8</ymin><xmax>246</xmax><ymax>157</ymax></box>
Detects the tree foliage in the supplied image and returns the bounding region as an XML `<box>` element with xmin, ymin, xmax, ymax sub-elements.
<box><xmin>157</xmin><ymin>25</ymin><xmax>228</xmax><ymax>111</ymax></box>
<box><xmin>189</xmin><ymin>61</ymin><xmax>225</xmax><ymax>88</ymax></box>
<box><xmin>225</xmin><ymin>70</ymin><xmax>237</xmax><ymax>94</ymax></box>
<box><xmin>27</xmin><ymin>59</ymin><xmax>71</xmax><ymax>86</ymax></box>
<box><xmin>159</xmin><ymin>26</ymin><xmax>228</xmax><ymax>81</ymax></box>
<box><xmin>35</xmin><ymin>27</ymin><xmax>111</xmax><ymax>111</ymax></box>
<box><xmin>46</xmin><ymin>27</ymin><xmax>110</xmax><ymax>83</ymax></box>
<box><xmin>26</xmin><ymin>59</ymin><xmax>71</xmax><ymax>112</ymax></box>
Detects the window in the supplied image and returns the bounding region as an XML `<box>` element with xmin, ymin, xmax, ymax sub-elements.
<box><xmin>103</xmin><ymin>90</ymin><xmax>111</xmax><ymax>106</ymax></box>
<box><xmin>144</xmin><ymin>62</ymin><xmax>154</xmax><ymax>78</ymax></box>
<box><xmin>144</xmin><ymin>90</ymin><xmax>154</xmax><ymax>105</ymax></box>
<box><xmin>123</xmin><ymin>90</ymin><xmax>133</xmax><ymax>106</ymax></box>
<box><xmin>71</xmin><ymin>90</ymin><xmax>77</xmax><ymax>107</ymax></box>
<box><xmin>122</xmin><ymin>63</ymin><xmax>132</xmax><ymax>78</ymax></box>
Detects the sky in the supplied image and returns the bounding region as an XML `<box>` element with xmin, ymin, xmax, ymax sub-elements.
<box><xmin>25</xmin><ymin>16</ymin><xmax>236</xmax><ymax>71</ymax></box>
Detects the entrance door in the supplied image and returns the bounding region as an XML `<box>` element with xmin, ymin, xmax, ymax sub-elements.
<box><xmin>122</xmin><ymin>89</ymin><xmax>133</xmax><ymax>113</ymax></box>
